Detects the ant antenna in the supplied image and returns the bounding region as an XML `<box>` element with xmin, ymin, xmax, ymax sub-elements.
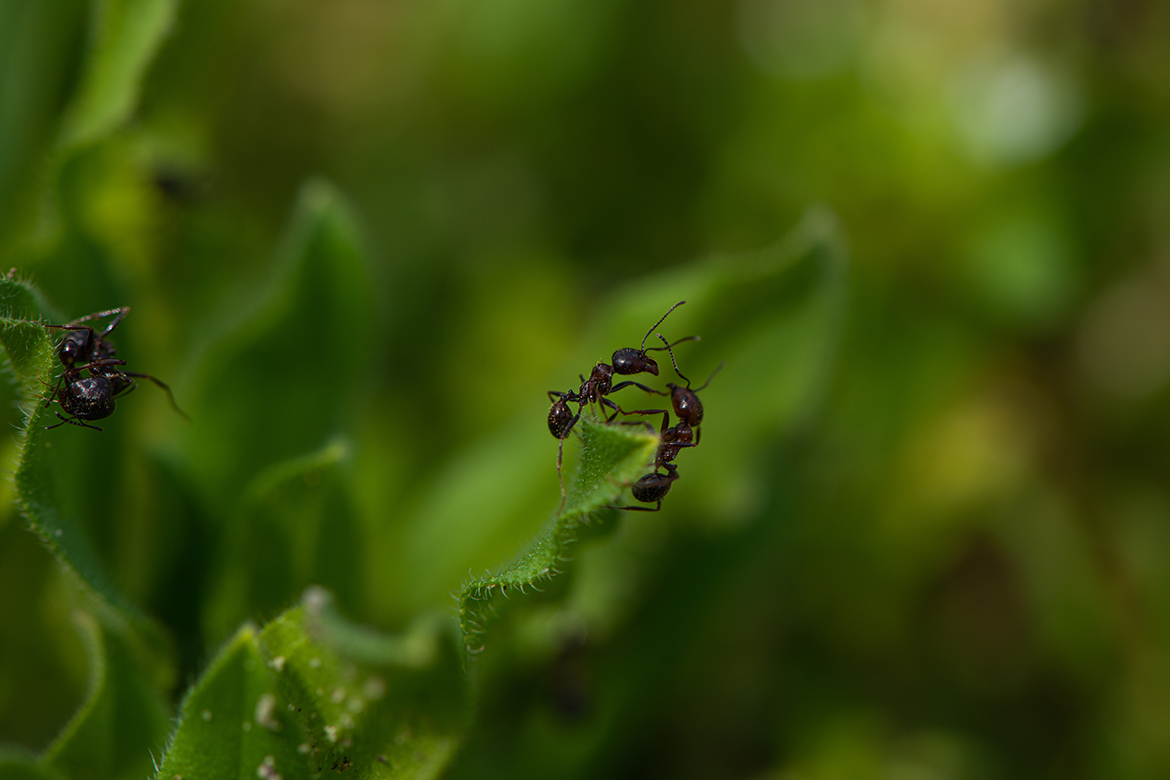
<box><xmin>694</xmin><ymin>361</ymin><xmax>726</xmax><ymax>392</ymax></box>
<box><xmin>645</xmin><ymin>334</ymin><xmax>700</xmax><ymax>353</ymax></box>
<box><xmin>656</xmin><ymin>333</ymin><xmax>725</xmax><ymax>391</ymax></box>
<box><xmin>656</xmin><ymin>333</ymin><xmax>691</xmax><ymax>386</ymax></box>
<box><xmin>639</xmin><ymin>300</ymin><xmax>686</xmax><ymax>351</ymax></box>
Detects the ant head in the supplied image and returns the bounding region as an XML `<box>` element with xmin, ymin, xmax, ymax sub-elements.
<box><xmin>56</xmin><ymin>329</ymin><xmax>91</xmax><ymax>368</ymax></box>
<box><xmin>610</xmin><ymin>301</ymin><xmax>687</xmax><ymax>376</ymax></box>
<box><xmin>611</xmin><ymin>347</ymin><xmax>658</xmax><ymax>376</ymax></box>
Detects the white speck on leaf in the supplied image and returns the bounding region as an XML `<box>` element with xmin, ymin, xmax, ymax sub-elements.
<box><xmin>256</xmin><ymin>693</ymin><xmax>281</xmax><ymax>731</ymax></box>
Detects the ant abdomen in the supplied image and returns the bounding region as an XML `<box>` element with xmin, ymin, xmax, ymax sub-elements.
<box><xmin>548</xmin><ymin>393</ymin><xmax>578</xmax><ymax>439</ymax></box>
<box><xmin>631</xmin><ymin>466</ymin><xmax>679</xmax><ymax>504</ymax></box>
<box><xmin>62</xmin><ymin>376</ymin><xmax>118</xmax><ymax>420</ymax></box>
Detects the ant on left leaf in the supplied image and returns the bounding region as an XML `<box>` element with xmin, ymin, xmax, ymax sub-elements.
<box><xmin>42</xmin><ymin>307</ymin><xmax>188</xmax><ymax>431</ymax></box>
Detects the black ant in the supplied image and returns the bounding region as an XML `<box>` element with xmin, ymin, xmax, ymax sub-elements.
<box><xmin>573</xmin><ymin>301</ymin><xmax>697</xmax><ymax>421</ymax></box>
<box><xmin>607</xmin><ymin>343</ymin><xmax>724</xmax><ymax>514</ymax></box>
<box><xmin>602</xmin><ymin>411</ymin><xmax>696</xmax><ymax>513</ymax></box>
<box><xmin>546</xmin><ymin>301</ymin><xmax>696</xmax><ymax>511</ymax></box>
<box><xmin>43</xmin><ymin>307</ymin><xmax>187</xmax><ymax>431</ymax></box>
<box><xmin>651</xmin><ymin>333</ymin><xmax>723</xmax><ymax>432</ymax></box>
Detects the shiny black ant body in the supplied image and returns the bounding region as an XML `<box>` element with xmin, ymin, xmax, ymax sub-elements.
<box><xmin>43</xmin><ymin>308</ymin><xmax>187</xmax><ymax>431</ymax></box>
<box><xmin>547</xmin><ymin>301</ymin><xmax>695</xmax><ymax>510</ymax></box>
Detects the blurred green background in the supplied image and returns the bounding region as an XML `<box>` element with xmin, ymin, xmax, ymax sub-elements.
<box><xmin>3</xmin><ymin>0</ymin><xmax>1170</xmax><ymax>777</ymax></box>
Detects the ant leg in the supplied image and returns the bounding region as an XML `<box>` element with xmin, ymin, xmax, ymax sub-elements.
<box><xmin>556</xmin><ymin>439</ymin><xmax>566</xmax><ymax>514</ymax></box>
<box><xmin>96</xmin><ymin>307</ymin><xmax>128</xmax><ymax>339</ymax></box>
<box><xmin>76</xmin><ymin>358</ymin><xmax>127</xmax><ymax>373</ymax></box>
<box><xmin>561</xmin><ymin>409</ymin><xmax>581</xmax><ymax>438</ymax></box>
<box><xmin>62</xmin><ymin>307</ymin><xmax>129</xmax><ymax>333</ymax></box>
<box><xmin>121</xmin><ymin>372</ymin><xmax>191</xmax><ymax>420</ymax></box>
<box><xmin>44</xmin><ymin>324</ymin><xmax>96</xmax><ymax>339</ymax></box>
<box><xmin>601</xmin><ymin>398</ymin><xmax>662</xmax><ymax>425</ymax></box>
<box><xmin>43</xmin><ymin>373</ymin><xmax>67</xmax><ymax>408</ymax></box>
<box><xmin>604</xmin><ymin>399</ymin><xmax>668</xmax><ymax>426</ymax></box>
<box><xmin>610</xmin><ymin>380</ymin><xmax>665</xmax><ymax>396</ymax></box>
<box><xmin>645</xmin><ymin>334</ymin><xmax>700</xmax><ymax>352</ymax></box>
<box><xmin>603</xmin><ymin>501</ymin><xmax>662</xmax><ymax>512</ymax></box>
<box><xmin>46</xmin><ymin>412</ymin><xmax>103</xmax><ymax>432</ymax></box>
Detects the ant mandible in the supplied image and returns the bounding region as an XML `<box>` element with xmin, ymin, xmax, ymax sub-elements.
<box><xmin>43</xmin><ymin>307</ymin><xmax>188</xmax><ymax>431</ymax></box>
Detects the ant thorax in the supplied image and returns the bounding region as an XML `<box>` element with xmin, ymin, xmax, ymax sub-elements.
<box><xmin>580</xmin><ymin>362</ymin><xmax>614</xmax><ymax>402</ymax></box>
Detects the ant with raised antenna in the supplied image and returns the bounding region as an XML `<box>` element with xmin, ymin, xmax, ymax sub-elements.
<box><xmin>547</xmin><ymin>300</ymin><xmax>697</xmax><ymax>511</ymax></box>
<box><xmin>572</xmin><ymin>300</ymin><xmax>697</xmax><ymax>420</ymax></box>
<box><xmin>606</xmin><ymin>339</ymin><xmax>724</xmax><ymax>513</ymax></box>
<box><xmin>650</xmin><ymin>332</ymin><xmax>724</xmax><ymax>432</ymax></box>
<box><xmin>43</xmin><ymin>307</ymin><xmax>188</xmax><ymax>431</ymax></box>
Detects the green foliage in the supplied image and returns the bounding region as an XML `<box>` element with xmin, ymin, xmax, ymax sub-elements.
<box><xmin>0</xmin><ymin>750</ymin><xmax>63</xmax><ymax>780</ymax></box>
<box><xmin>0</xmin><ymin>275</ymin><xmax>162</xmax><ymax>645</ymax></box>
<box><xmin>41</xmin><ymin>612</ymin><xmax>169</xmax><ymax>780</ymax></box>
<box><xmin>6</xmin><ymin>0</ymin><xmax>1163</xmax><ymax>777</ymax></box>
<box><xmin>158</xmin><ymin>590</ymin><xmax>466</xmax><ymax>778</ymax></box>
<box><xmin>460</xmin><ymin>416</ymin><xmax>659</xmax><ymax>651</ymax></box>
<box><xmin>58</xmin><ymin>0</ymin><xmax>178</xmax><ymax>152</ymax></box>
<box><xmin>0</xmin><ymin>210</ymin><xmax>843</xmax><ymax>775</ymax></box>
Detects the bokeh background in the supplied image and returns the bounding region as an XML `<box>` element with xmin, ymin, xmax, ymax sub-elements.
<box><xmin>2</xmin><ymin>0</ymin><xmax>1170</xmax><ymax>777</ymax></box>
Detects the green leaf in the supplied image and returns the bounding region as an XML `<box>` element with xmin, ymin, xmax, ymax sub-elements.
<box><xmin>0</xmin><ymin>275</ymin><xmax>168</xmax><ymax>661</ymax></box>
<box><xmin>388</xmin><ymin>209</ymin><xmax>846</xmax><ymax>619</ymax></box>
<box><xmin>459</xmin><ymin>416</ymin><xmax>659</xmax><ymax>652</ymax></box>
<box><xmin>624</xmin><ymin>207</ymin><xmax>849</xmax><ymax>519</ymax></box>
<box><xmin>158</xmin><ymin>589</ymin><xmax>467</xmax><ymax>779</ymax></box>
<box><xmin>58</xmin><ymin>0</ymin><xmax>178</xmax><ymax>151</ymax></box>
<box><xmin>0</xmin><ymin>748</ymin><xmax>62</xmax><ymax>780</ymax></box>
<box><xmin>40</xmin><ymin>611</ymin><xmax>169</xmax><ymax>780</ymax></box>
<box><xmin>180</xmin><ymin>179</ymin><xmax>375</xmax><ymax>507</ymax></box>
<box><xmin>203</xmin><ymin>439</ymin><xmax>363</xmax><ymax>647</ymax></box>
<box><xmin>25</xmin><ymin>0</ymin><xmax>178</xmax><ymax>245</ymax></box>
<box><xmin>0</xmin><ymin>274</ymin><xmax>61</xmax><ymax>396</ymax></box>
<box><xmin>0</xmin><ymin>0</ymin><xmax>84</xmax><ymax>246</ymax></box>
<box><xmin>156</xmin><ymin>623</ymin><xmax>310</xmax><ymax>780</ymax></box>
